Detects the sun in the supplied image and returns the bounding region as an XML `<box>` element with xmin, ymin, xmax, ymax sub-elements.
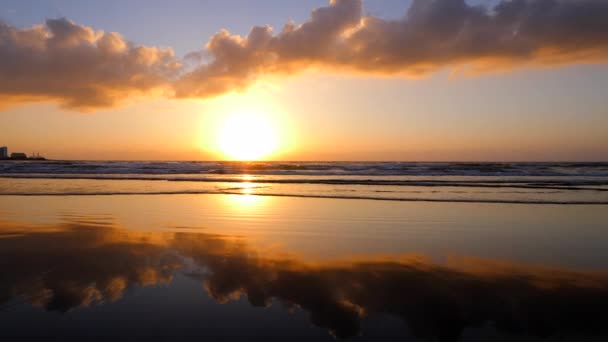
<box><xmin>217</xmin><ymin>112</ymin><xmax>278</xmax><ymax>161</ymax></box>
<box><xmin>199</xmin><ymin>91</ymin><xmax>294</xmax><ymax>160</ymax></box>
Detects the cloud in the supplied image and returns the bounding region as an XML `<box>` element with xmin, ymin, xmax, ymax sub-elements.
<box><xmin>173</xmin><ymin>0</ymin><xmax>363</xmax><ymax>98</ymax></box>
<box><xmin>1</xmin><ymin>1</ymin><xmax>608</xmax><ymax>109</ymax></box>
<box><xmin>175</xmin><ymin>0</ymin><xmax>608</xmax><ymax>97</ymax></box>
<box><xmin>0</xmin><ymin>18</ymin><xmax>179</xmax><ymax>110</ymax></box>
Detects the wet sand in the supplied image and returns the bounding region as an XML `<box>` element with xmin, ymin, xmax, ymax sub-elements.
<box><xmin>1</xmin><ymin>194</ymin><xmax>608</xmax><ymax>341</ymax></box>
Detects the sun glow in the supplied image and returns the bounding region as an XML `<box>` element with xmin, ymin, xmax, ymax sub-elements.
<box><xmin>199</xmin><ymin>90</ymin><xmax>295</xmax><ymax>161</ymax></box>
<box><xmin>218</xmin><ymin>112</ymin><xmax>278</xmax><ymax>161</ymax></box>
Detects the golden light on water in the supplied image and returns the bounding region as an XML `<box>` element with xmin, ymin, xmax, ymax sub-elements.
<box><xmin>225</xmin><ymin>190</ymin><xmax>264</xmax><ymax>206</ymax></box>
<box><xmin>239</xmin><ymin>180</ymin><xmax>256</xmax><ymax>195</ymax></box>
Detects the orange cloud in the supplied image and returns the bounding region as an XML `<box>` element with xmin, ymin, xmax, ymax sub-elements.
<box><xmin>174</xmin><ymin>0</ymin><xmax>608</xmax><ymax>98</ymax></box>
<box><xmin>2</xmin><ymin>0</ymin><xmax>608</xmax><ymax>109</ymax></box>
<box><xmin>0</xmin><ymin>18</ymin><xmax>179</xmax><ymax>110</ymax></box>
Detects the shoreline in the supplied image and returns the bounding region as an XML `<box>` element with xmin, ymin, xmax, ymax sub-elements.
<box><xmin>0</xmin><ymin>191</ymin><xmax>606</xmax><ymax>205</ymax></box>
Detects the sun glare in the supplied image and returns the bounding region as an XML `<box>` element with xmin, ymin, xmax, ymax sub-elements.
<box><xmin>201</xmin><ymin>91</ymin><xmax>293</xmax><ymax>160</ymax></box>
<box><xmin>218</xmin><ymin>112</ymin><xmax>278</xmax><ymax>161</ymax></box>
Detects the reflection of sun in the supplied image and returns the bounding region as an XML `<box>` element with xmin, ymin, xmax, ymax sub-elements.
<box><xmin>239</xmin><ymin>181</ymin><xmax>256</xmax><ymax>195</ymax></box>
<box><xmin>218</xmin><ymin>113</ymin><xmax>278</xmax><ymax>161</ymax></box>
<box><xmin>226</xmin><ymin>175</ymin><xmax>261</xmax><ymax>204</ymax></box>
<box><xmin>226</xmin><ymin>192</ymin><xmax>263</xmax><ymax>206</ymax></box>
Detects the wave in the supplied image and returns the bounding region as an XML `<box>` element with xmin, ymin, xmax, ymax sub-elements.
<box><xmin>1</xmin><ymin>174</ymin><xmax>607</xmax><ymax>191</ymax></box>
<box><xmin>0</xmin><ymin>190</ymin><xmax>606</xmax><ymax>204</ymax></box>
<box><xmin>2</xmin><ymin>161</ymin><xmax>607</xmax><ymax>204</ymax></box>
<box><xmin>1</xmin><ymin>161</ymin><xmax>608</xmax><ymax>177</ymax></box>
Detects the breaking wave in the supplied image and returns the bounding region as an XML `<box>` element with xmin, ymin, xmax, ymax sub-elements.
<box><xmin>1</xmin><ymin>161</ymin><xmax>608</xmax><ymax>177</ymax></box>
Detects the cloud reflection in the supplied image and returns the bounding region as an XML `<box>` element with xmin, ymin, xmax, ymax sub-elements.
<box><xmin>1</xmin><ymin>220</ymin><xmax>608</xmax><ymax>341</ymax></box>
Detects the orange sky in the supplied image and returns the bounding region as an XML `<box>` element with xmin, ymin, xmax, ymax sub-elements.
<box><xmin>1</xmin><ymin>0</ymin><xmax>607</xmax><ymax>161</ymax></box>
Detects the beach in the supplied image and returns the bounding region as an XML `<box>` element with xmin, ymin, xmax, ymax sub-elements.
<box><xmin>2</xmin><ymin>0</ymin><xmax>607</xmax><ymax>339</ymax></box>
<box><xmin>1</xmin><ymin>189</ymin><xmax>608</xmax><ymax>341</ymax></box>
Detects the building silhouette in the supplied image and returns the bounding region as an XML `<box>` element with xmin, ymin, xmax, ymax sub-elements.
<box><xmin>0</xmin><ymin>146</ymin><xmax>7</xmax><ymax>159</ymax></box>
<box><xmin>10</xmin><ymin>152</ymin><xmax>27</xmax><ymax>160</ymax></box>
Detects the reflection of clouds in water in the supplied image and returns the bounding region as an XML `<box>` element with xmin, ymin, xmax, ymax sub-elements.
<box><xmin>1</xmin><ymin>221</ymin><xmax>608</xmax><ymax>341</ymax></box>
<box><xmin>0</xmin><ymin>223</ymin><xmax>179</xmax><ymax>312</ymax></box>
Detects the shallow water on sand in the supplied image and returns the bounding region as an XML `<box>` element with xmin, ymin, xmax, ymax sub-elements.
<box><xmin>1</xmin><ymin>194</ymin><xmax>608</xmax><ymax>341</ymax></box>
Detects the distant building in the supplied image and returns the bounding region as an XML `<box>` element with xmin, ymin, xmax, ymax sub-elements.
<box><xmin>0</xmin><ymin>146</ymin><xmax>7</xmax><ymax>159</ymax></box>
<box><xmin>10</xmin><ymin>152</ymin><xmax>27</xmax><ymax>160</ymax></box>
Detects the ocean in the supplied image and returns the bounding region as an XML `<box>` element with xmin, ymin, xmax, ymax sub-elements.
<box><xmin>1</xmin><ymin>161</ymin><xmax>607</xmax><ymax>203</ymax></box>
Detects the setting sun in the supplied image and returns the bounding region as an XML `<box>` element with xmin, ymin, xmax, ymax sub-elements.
<box><xmin>217</xmin><ymin>112</ymin><xmax>278</xmax><ymax>161</ymax></box>
<box><xmin>201</xmin><ymin>91</ymin><xmax>293</xmax><ymax>161</ymax></box>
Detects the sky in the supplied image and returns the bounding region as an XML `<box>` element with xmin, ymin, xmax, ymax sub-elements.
<box><xmin>0</xmin><ymin>0</ymin><xmax>607</xmax><ymax>161</ymax></box>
